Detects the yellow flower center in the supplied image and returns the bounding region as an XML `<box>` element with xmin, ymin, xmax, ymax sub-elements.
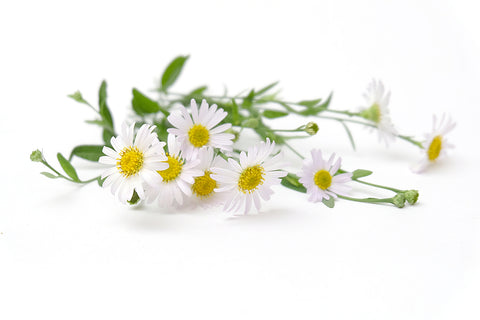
<box><xmin>427</xmin><ymin>135</ymin><xmax>442</xmax><ymax>161</ymax></box>
<box><xmin>188</xmin><ymin>124</ymin><xmax>210</xmax><ymax>148</ymax></box>
<box><xmin>117</xmin><ymin>146</ymin><xmax>144</xmax><ymax>177</ymax></box>
<box><xmin>192</xmin><ymin>170</ymin><xmax>217</xmax><ymax>198</ymax></box>
<box><xmin>158</xmin><ymin>154</ymin><xmax>183</xmax><ymax>183</ymax></box>
<box><xmin>314</xmin><ymin>169</ymin><xmax>332</xmax><ymax>190</ymax></box>
<box><xmin>238</xmin><ymin>165</ymin><xmax>265</xmax><ymax>193</ymax></box>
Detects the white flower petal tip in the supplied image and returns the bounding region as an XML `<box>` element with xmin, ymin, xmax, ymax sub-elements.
<box><xmin>411</xmin><ymin>114</ymin><xmax>456</xmax><ymax>174</ymax></box>
<box><xmin>166</xmin><ymin>99</ymin><xmax>234</xmax><ymax>159</ymax></box>
<box><xmin>211</xmin><ymin>139</ymin><xmax>287</xmax><ymax>215</ymax></box>
<box><xmin>360</xmin><ymin>79</ymin><xmax>398</xmax><ymax>147</ymax></box>
<box><xmin>298</xmin><ymin>149</ymin><xmax>352</xmax><ymax>203</ymax></box>
<box><xmin>99</xmin><ymin>122</ymin><xmax>167</xmax><ymax>204</ymax></box>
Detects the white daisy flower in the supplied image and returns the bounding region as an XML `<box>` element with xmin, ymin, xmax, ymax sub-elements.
<box><xmin>99</xmin><ymin>122</ymin><xmax>168</xmax><ymax>204</ymax></box>
<box><xmin>167</xmin><ymin>99</ymin><xmax>235</xmax><ymax>158</ymax></box>
<box><xmin>298</xmin><ymin>149</ymin><xmax>352</xmax><ymax>203</ymax></box>
<box><xmin>211</xmin><ymin>138</ymin><xmax>287</xmax><ymax>215</ymax></box>
<box><xmin>360</xmin><ymin>79</ymin><xmax>398</xmax><ymax>146</ymax></box>
<box><xmin>411</xmin><ymin>114</ymin><xmax>456</xmax><ymax>173</ymax></box>
<box><xmin>188</xmin><ymin>147</ymin><xmax>229</xmax><ymax>208</ymax></box>
<box><xmin>148</xmin><ymin>134</ymin><xmax>203</xmax><ymax>207</ymax></box>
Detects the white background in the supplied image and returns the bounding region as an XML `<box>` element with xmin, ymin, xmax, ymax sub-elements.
<box><xmin>1</xmin><ymin>0</ymin><xmax>479</xmax><ymax>319</ymax></box>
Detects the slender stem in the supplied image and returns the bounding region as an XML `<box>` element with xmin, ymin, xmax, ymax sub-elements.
<box><xmin>338</xmin><ymin>195</ymin><xmax>394</xmax><ymax>204</ymax></box>
<box><xmin>324</xmin><ymin>109</ymin><xmax>360</xmax><ymax>117</ymax></box>
<box><xmin>353</xmin><ymin>179</ymin><xmax>403</xmax><ymax>193</ymax></box>
<box><xmin>79</xmin><ymin>176</ymin><xmax>101</xmax><ymax>184</ymax></box>
<box><xmin>42</xmin><ymin>161</ymin><xmax>71</xmax><ymax>181</ymax></box>
<box><xmin>283</xmin><ymin>142</ymin><xmax>305</xmax><ymax>160</ymax></box>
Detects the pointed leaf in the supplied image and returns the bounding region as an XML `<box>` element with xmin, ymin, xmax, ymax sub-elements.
<box><xmin>339</xmin><ymin>121</ymin><xmax>356</xmax><ymax>151</ymax></box>
<box><xmin>322</xmin><ymin>197</ymin><xmax>335</xmax><ymax>208</ymax></box>
<box><xmin>161</xmin><ymin>55</ymin><xmax>189</xmax><ymax>92</ymax></box>
<box><xmin>41</xmin><ymin>172</ymin><xmax>59</xmax><ymax>179</ymax></box>
<box><xmin>297</xmin><ymin>98</ymin><xmax>322</xmax><ymax>108</ymax></box>
<box><xmin>69</xmin><ymin>145</ymin><xmax>104</xmax><ymax>162</ymax></box>
<box><xmin>256</xmin><ymin>81</ymin><xmax>279</xmax><ymax>96</ymax></box>
<box><xmin>132</xmin><ymin>88</ymin><xmax>168</xmax><ymax>116</ymax></box>
<box><xmin>68</xmin><ymin>91</ymin><xmax>93</xmax><ymax>107</ymax></box>
<box><xmin>352</xmin><ymin>169</ymin><xmax>373</xmax><ymax>179</ymax></box>
<box><xmin>57</xmin><ymin>153</ymin><xmax>80</xmax><ymax>182</ymax></box>
<box><xmin>263</xmin><ymin>110</ymin><xmax>289</xmax><ymax>119</ymax></box>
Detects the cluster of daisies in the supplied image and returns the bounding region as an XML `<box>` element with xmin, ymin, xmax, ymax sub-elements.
<box><xmin>99</xmin><ymin>99</ymin><xmax>353</xmax><ymax>214</ymax></box>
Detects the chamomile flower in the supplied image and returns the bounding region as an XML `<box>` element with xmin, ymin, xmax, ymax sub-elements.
<box><xmin>149</xmin><ymin>134</ymin><xmax>202</xmax><ymax>206</ymax></box>
<box><xmin>189</xmin><ymin>147</ymin><xmax>228</xmax><ymax>207</ymax></box>
<box><xmin>99</xmin><ymin>122</ymin><xmax>168</xmax><ymax>204</ymax></box>
<box><xmin>360</xmin><ymin>79</ymin><xmax>398</xmax><ymax>146</ymax></box>
<box><xmin>211</xmin><ymin>138</ymin><xmax>287</xmax><ymax>215</ymax></box>
<box><xmin>411</xmin><ymin>114</ymin><xmax>456</xmax><ymax>173</ymax></box>
<box><xmin>298</xmin><ymin>149</ymin><xmax>352</xmax><ymax>203</ymax></box>
<box><xmin>167</xmin><ymin>99</ymin><xmax>235</xmax><ymax>158</ymax></box>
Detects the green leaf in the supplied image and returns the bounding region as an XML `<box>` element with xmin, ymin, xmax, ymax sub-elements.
<box><xmin>57</xmin><ymin>153</ymin><xmax>80</xmax><ymax>182</ymax></box>
<box><xmin>132</xmin><ymin>88</ymin><xmax>168</xmax><ymax>116</ymax></box>
<box><xmin>242</xmin><ymin>89</ymin><xmax>255</xmax><ymax>108</ymax></box>
<box><xmin>154</xmin><ymin>119</ymin><xmax>169</xmax><ymax>142</ymax></box>
<box><xmin>128</xmin><ymin>190</ymin><xmax>140</xmax><ymax>205</ymax></box>
<box><xmin>322</xmin><ymin>197</ymin><xmax>335</xmax><ymax>208</ymax></box>
<box><xmin>231</xmin><ymin>99</ymin><xmax>240</xmax><ymax>125</ymax></box>
<box><xmin>102</xmin><ymin>129</ymin><xmax>114</xmax><ymax>146</ymax></box>
<box><xmin>255</xmin><ymin>81</ymin><xmax>279</xmax><ymax>96</ymax></box>
<box><xmin>339</xmin><ymin>121</ymin><xmax>356</xmax><ymax>151</ymax></box>
<box><xmin>297</xmin><ymin>98</ymin><xmax>322</xmax><ymax>108</ymax></box>
<box><xmin>280</xmin><ymin>173</ymin><xmax>307</xmax><ymax>193</ymax></box>
<box><xmin>69</xmin><ymin>145</ymin><xmax>104</xmax><ymax>162</ymax></box>
<box><xmin>161</xmin><ymin>55</ymin><xmax>189</xmax><ymax>92</ymax></box>
<box><xmin>263</xmin><ymin>110</ymin><xmax>289</xmax><ymax>119</ymax></box>
<box><xmin>98</xmin><ymin>81</ymin><xmax>114</xmax><ymax>131</ymax></box>
<box><xmin>68</xmin><ymin>91</ymin><xmax>92</xmax><ymax>107</ymax></box>
<box><xmin>352</xmin><ymin>169</ymin><xmax>373</xmax><ymax>179</ymax></box>
<box><xmin>189</xmin><ymin>86</ymin><xmax>208</xmax><ymax>97</ymax></box>
<box><xmin>97</xmin><ymin>177</ymin><xmax>105</xmax><ymax>187</ymax></box>
<box><xmin>41</xmin><ymin>172</ymin><xmax>59</xmax><ymax>179</ymax></box>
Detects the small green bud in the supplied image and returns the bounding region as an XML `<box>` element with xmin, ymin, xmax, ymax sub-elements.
<box><xmin>30</xmin><ymin>149</ymin><xmax>44</xmax><ymax>162</ymax></box>
<box><xmin>404</xmin><ymin>190</ymin><xmax>419</xmax><ymax>205</ymax></box>
<box><xmin>360</xmin><ymin>103</ymin><xmax>381</xmax><ymax>123</ymax></box>
<box><xmin>241</xmin><ymin>118</ymin><xmax>260</xmax><ymax>129</ymax></box>
<box><xmin>392</xmin><ymin>193</ymin><xmax>406</xmax><ymax>208</ymax></box>
<box><xmin>305</xmin><ymin>122</ymin><xmax>319</xmax><ymax>136</ymax></box>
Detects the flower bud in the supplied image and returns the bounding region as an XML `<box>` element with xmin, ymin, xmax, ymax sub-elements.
<box><xmin>404</xmin><ymin>190</ymin><xmax>419</xmax><ymax>205</ymax></box>
<box><xmin>305</xmin><ymin>122</ymin><xmax>319</xmax><ymax>136</ymax></box>
<box><xmin>30</xmin><ymin>149</ymin><xmax>44</xmax><ymax>162</ymax></box>
<box><xmin>392</xmin><ymin>193</ymin><xmax>406</xmax><ymax>208</ymax></box>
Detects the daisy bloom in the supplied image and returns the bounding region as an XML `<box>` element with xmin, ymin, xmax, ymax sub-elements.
<box><xmin>167</xmin><ymin>99</ymin><xmax>235</xmax><ymax>158</ymax></box>
<box><xmin>411</xmin><ymin>114</ymin><xmax>456</xmax><ymax>173</ymax></box>
<box><xmin>360</xmin><ymin>79</ymin><xmax>398</xmax><ymax>146</ymax></box>
<box><xmin>99</xmin><ymin>122</ymin><xmax>168</xmax><ymax>204</ymax></box>
<box><xmin>211</xmin><ymin>138</ymin><xmax>287</xmax><ymax>215</ymax></box>
<box><xmin>188</xmin><ymin>147</ymin><xmax>229</xmax><ymax>207</ymax></box>
<box><xmin>148</xmin><ymin>134</ymin><xmax>202</xmax><ymax>206</ymax></box>
<box><xmin>298</xmin><ymin>149</ymin><xmax>352</xmax><ymax>203</ymax></box>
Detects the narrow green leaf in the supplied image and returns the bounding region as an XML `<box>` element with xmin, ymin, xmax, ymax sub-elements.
<box><xmin>231</xmin><ymin>99</ymin><xmax>240</xmax><ymax>125</ymax></box>
<box><xmin>97</xmin><ymin>177</ymin><xmax>105</xmax><ymax>187</ymax></box>
<box><xmin>242</xmin><ymin>89</ymin><xmax>255</xmax><ymax>108</ymax></box>
<box><xmin>98</xmin><ymin>81</ymin><xmax>114</xmax><ymax>130</ymax></box>
<box><xmin>297</xmin><ymin>98</ymin><xmax>322</xmax><ymax>108</ymax></box>
<box><xmin>161</xmin><ymin>55</ymin><xmax>189</xmax><ymax>92</ymax></box>
<box><xmin>322</xmin><ymin>197</ymin><xmax>335</xmax><ymax>208</ymax></box>
<box><xmin>132</xmin><ymin>88</ymin><xmax>168</xmax><ymax>116</ymax></box>
<box><xmin>102</xmin><ymin>129</ymin><xmax>114</xmax><ymax>146</ymax></box>
<box><xmin>57</xmin><ymin>153</ymin><xmax>80</xmax><ymax>182</ymax></box>
<box><xmin>255</xmin><ymin>81</ymin><xmax>279</xmax><ymax>96</ymax></box>
<box><xmin>69</xmin><ymin>145</ymin><xmax>104</xmax><ymax>162</ymax></box>
<box><xmin>128</xmin><ymin>190</ymin><xmax>140</xmax><ymax>205</ymax></box>
<box><xmin>189</xmin><ymin>86</ymin><xmax>208</xmax><ymax>97</ymax></box>
<box><xmin>339</xmin><ymin>121</ymin><xmax>356</xmax><ymax>151</ymax></box>
<box><xmin>352</xmin><ymin>169</ymin><xmax>373</xmax><ymax>179</ymax></box>
<box><xmin>319</xmin><ymin>92</ymin><xmax>333</xmax><ymax>109</ymax></box>
<box><xmin>280</xmin><ymin>173</ymin><xmax>307</xmax><ymax>193</ymax></box>
<box><xmin>41</xmin><ymin>172</ymin><xmax>59</xmax><ymax>179</ymax></box>
<box><xmin>263</xmin><ymin>110</ymin><xmax>289</xmax><ymax>119</ymax></box>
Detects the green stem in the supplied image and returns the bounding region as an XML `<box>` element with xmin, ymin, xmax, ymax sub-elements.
<box><xmin>42</xmin><ymin>161</ymin><xmax>71</xmax><ymax>181</ymax></box>
<box><xmin>337</xmin><ymin>195</ymin><xmax>394</xmax><ymax>204</ymax></box>
<box><xmin>283</xmin><ymin>142</ymin><xmax>305</xmax><ymax>160</ymax></box>
<box><xmin>353</xmin><ymin>179</ymin><xmax>403</xmax><ymax>193</ymax></box>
